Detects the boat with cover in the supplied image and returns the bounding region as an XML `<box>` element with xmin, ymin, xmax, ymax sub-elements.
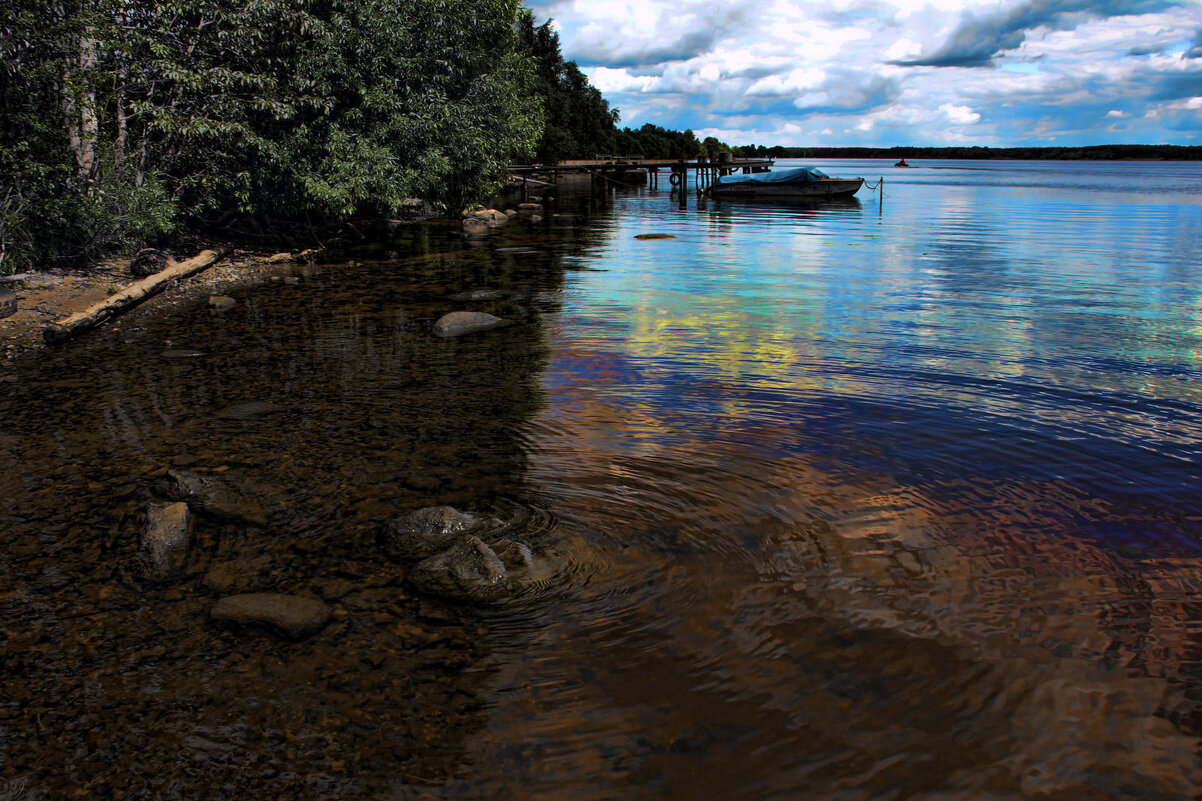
<box><xmin>708</xmin><ymin>166</ymin><xmax>863</xmax><ymax>198</ymax></box>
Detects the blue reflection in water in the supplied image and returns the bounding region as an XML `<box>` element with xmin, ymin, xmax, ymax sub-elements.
<box><xmin>551</xmin><ymin>160</ymin><xmax>1202</xmax><ymax>558</ymax></box>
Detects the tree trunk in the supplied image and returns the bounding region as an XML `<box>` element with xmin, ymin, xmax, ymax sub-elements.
<box><xmin>114</xmin><ymin>62</ymin><xmax>129</xmax><ymax>180</ymax></box>
<box><xmin>64</xmin><ymin>32</ymin><xmax>100</xmax><ymax>181</ymax></box>
<box><xmin>43</xmin><ymin>249</ymin><xmax>224</xmax><ymax>344</ymax></box>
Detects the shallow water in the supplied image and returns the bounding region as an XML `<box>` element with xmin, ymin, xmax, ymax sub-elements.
<box><xmin>2</xmin><ymin>159</ymin><xmax>1202</xmax><ymax>798</ymax></box>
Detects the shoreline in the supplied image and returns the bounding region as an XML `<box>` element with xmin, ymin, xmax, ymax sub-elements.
<box><xmin>0</xmin><ymin>246</ymin><xmax>316</xmax><ymax>360</ymax></box>
<box><xmin>0</xmin><ymin>203</ymin><xmax>468</xmax><ymax>361</ymax></box>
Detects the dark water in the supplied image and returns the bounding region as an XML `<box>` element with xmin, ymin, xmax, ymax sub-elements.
<box><xmin>2</xmin><ymin>159</ymin><xmax>1202</xmax><ymax>798</ymax></box>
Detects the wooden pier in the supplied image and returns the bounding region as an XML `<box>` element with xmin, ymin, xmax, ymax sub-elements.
<box><xmin>508</xmin><ymin>156</ymin><xmax>775</xmax><ymax>198</ymax></box>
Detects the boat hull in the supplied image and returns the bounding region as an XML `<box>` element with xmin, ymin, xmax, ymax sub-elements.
<box><xmin>709</xmin><ymin>177</ymin><xmax>864</xmax><ymax>198</ymax></box>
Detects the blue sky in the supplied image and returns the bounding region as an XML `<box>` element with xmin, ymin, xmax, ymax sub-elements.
<box><xmin>524</xmin><ymin>0</ymin><xmax>1202</xmax><ymax>147</ymax></box>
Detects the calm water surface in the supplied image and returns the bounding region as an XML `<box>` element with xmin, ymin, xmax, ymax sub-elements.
<box><xmin>2</xmin><ymin>159</ymin><xmax>1201</xmax><ymax>798</ymax></box>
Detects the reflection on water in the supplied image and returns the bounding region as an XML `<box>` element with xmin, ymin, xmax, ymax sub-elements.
<box><xmin>2</xmin><ymin>161</ymin><xmax>1202</xmax><ymax>798</ymax></box>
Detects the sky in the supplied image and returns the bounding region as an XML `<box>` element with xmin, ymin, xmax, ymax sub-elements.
<box><xmin>523</xmin><ymin>0</ymin><xmax>1202</xmax><ymax>147</ymax></box>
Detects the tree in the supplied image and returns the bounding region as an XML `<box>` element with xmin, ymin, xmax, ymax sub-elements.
<box><xmin>0</xmin><ymin>0</ymin><xmax>543</xmax><ymax>273</ymax></box>
<box><xmin>518</xmin><ymin>11</ymin><xmax>618</xmax><ymax>162</ymax></box>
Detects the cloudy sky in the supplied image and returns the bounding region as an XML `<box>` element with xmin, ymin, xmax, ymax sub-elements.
<box><xmin>524</xmin><ymin>0</ymin><xmax>1202</xmax><ymax>147</ymax></box>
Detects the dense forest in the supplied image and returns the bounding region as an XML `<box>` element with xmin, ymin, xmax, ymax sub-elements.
<box><xmin>0</xmin><ymin>2</ymin><xmax>736</xmax><ymax>275</ymax></box>
<box><xmin>1</xmin><ymin>0</ymin><xmax>545</xmax><ymax>274</ymax></box>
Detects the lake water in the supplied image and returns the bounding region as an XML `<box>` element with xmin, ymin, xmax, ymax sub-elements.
<box><xmin>1</xmin><ymin>159</ymin><xmax>1201</xmax><ymax>798</ymax></box>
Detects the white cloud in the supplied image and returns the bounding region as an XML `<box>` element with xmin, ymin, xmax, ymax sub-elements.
<box><xmin>531</xmin><ymin>0</ymin><xmax>1202</xmax><ymax>146</ymax></box>
<box><xmin>939</xmin><ymin>103</ymin><xmax>982</xmax><ymax>125</ymax></box>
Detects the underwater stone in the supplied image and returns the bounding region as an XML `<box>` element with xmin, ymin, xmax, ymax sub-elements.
<box><xmin>432</xmin><ymin>311</ymin><xmax>504</xmax><ymax>337</ymax></box>
<box><xmin>210</xmin><ymin>593</ymin><xmax>331</xmax><ymax>639</ymax></box>
<box><xmin>134</xmin><ymin>501</ymin><xmax>193</xmax><ymax>582</ymax></box>
<box><xmin>406</xmin><ymin>535</ymin><xmax>508</xmax><ymax>603</ymax></box>
<box><xmin>381</xmin><ymin>506</ymin><xmax>485</xmax><ymax>562</ymax></box>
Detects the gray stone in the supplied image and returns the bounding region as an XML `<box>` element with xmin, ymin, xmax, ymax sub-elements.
<box><xmin>134</xmin><ymin>501</ymin><xmax>192</xmax><ymax>582</ymax></box>
<box><xmin>208</xmin><ymin>295</ymin><xmax>236</xmax><ymax>311</ymax></box>
<box><xmin>0</xmin><ymin>287</ymin><xmax>16</xmax><ymax>320</ymax></box>
<box><xmin>210</xmin><ymin>593</ymin><xmax>331</xmax><ymax>639</ymax></box>
<box><xmin>381</xmin><ymin>506</ymin><xmax>483</xmax><ymax>562</ymax></box>
<box><xmin>407</xmin><ymin>535</ymin><xmax>507</xmax><ymax>603</ymax></box>
<box><xmin>518</xmin><ymin>202</ymin><xmax>542</xmax><ymax>213</ymax></box>
<box><xmin>465</xmin><ymin>208</ymin><xmax>507</xmax><ymax>227</ymax></box>
<box><xmin>432</xmin><ymin>311</ymin><xmax>504</xmax><ymax>338</ymax></box>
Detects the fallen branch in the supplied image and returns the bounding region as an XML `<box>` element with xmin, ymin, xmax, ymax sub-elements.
<box><xmin>43</xmin><ymin>249</ymin><xmax>224</xmax><ymax>344</ymax></box>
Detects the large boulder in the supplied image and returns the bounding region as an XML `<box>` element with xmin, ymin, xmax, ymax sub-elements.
<box><xmin>0</xmin><ymin>287</ymin><xmax>16</xmax><ymax>320</ymax></box>
<box><xmin>432</xmin><ymin>311</ymin><xmax>504</xmax><ymax>338</ymax></box>
<box><xmin>133</xmin><ymin>501</ymin><xmax>193</xmax><ymax>582</ymax></box>
<box><xmin>210</xmin><ymin>593</ymin><xmax>331</xmax><ymax>639</ymax></box>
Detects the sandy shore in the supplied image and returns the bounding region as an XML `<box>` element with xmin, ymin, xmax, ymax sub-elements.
<box><xmin>0</xmin><ymin>248</ymin><xmax>317</xmax><ymax>359</ymax></box>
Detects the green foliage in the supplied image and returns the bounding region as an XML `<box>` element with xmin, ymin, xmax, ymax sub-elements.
<box><xmin>0</xmin><ymin>0</ymin><xmax>542</xmax><ymax>273</ymax></box>
<box><xmin>518</xmin><ymin>11</ymin><xmax>618</xmax><ymax>162</ymax></box>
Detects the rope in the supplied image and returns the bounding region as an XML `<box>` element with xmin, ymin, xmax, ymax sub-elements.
<box><xmin>863</xmin><ymin>178</ymin><xmax>884</xmax><ymax>191</ymax></box>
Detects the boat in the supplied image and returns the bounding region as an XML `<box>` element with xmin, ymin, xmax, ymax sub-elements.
<box><xmin>895</xmin><ymin>158</ymin><xmax>912</xmax><ymax>167</ymax></box>
<box><xmin>708</xmin><ymin>166</ymin><xmax>863</xmax><ymax>199</ymax></box>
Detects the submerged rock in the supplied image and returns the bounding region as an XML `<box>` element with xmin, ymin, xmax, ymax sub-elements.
<box><xmin>0</xmin><ymin>287</ymin><xmax>16</xmax><ymax>320</ymax></box>
<box><xmin>210</xmin><ymin>593</ymin><xmax>331</xmax><ymax>639</ymax></box>
<box><xmin>162</xmin><ymin>468</ymin><xmax>277</xmax><ymax>526</ymax></box>
<box><xmin>208</xmin><ymin>295</ymin><xmax>236</xmax><ymax>311</ymax></box>
<box><xmin>407</xmin><ymin>535</ymin><xmax>508</xmax><ymax>603</ymax></box>
<box><xmin>386</xmin><ymin>503</ymin><xmax>591</xmax><ymax>606</ymax></box>
<box><xmin>380</xmin><ymin>505</ymin><xmax>488</xmax><ymax>562</ymax></box>
<box><xmin>432</xmin><ymin>311</ymin><xmax>504</xmax><ymax>338</ymax></box>
<box><xmin>134</xmin><ymin>501</ymin><xmax>193</xmax><ymax>582</ymax></box>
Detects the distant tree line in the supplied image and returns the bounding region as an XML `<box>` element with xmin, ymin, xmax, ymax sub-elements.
<box><xmin>516</xmin><ymin>16</ymin><xmax>734</xmax><ymax>163</ymax></box>
<box><xmin>737</xmin><ymin>144</ymin><xmax>1202</xmax><ymax>161</ymax></box>
<box><xmin>1</xmin><ymin>0</ymin><xmax>543</xmax><ymax>274</ymax></box>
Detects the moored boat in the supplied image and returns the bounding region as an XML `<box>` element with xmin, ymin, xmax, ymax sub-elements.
<box><xmin>708</xmin><ymin>166</ymin><xmax>863</xmax><ymax>199</ymax></box>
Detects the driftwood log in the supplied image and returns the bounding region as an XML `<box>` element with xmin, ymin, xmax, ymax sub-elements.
<box><xmin>43</xmin><ymin>249</ymin><xmax>223</xmax><ymax>344</ymax></box>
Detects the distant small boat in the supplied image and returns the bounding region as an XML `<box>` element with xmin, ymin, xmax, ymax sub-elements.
<box><xmin>708</xmin><ymin>166</ymin><xmax>863</xmax><ymax>199</ymax></box>
<box><xmin>894</xmin><ymin>159</ymin><xmax>912</xmax><ymax>167</ymax></box>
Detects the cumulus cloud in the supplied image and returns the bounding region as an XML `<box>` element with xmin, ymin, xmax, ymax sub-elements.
<box><xmin>893</xmin><ymin>0</ymin><xmax>1183</xmax><ymax>68</ymax></box>
<box><xmin>539</xmin><ymin>0</ymin><xmax>1202</xmax><ymax>146</ymax></box>
<box><xmin>554</xmin><ymin>2</ymin><xmax>755</xmax><ymax>68</ymax></box>
<box><xmin>791</xmin><ymin>74</ymin><xmax>903</xmax><ymax>115</ymax></box>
